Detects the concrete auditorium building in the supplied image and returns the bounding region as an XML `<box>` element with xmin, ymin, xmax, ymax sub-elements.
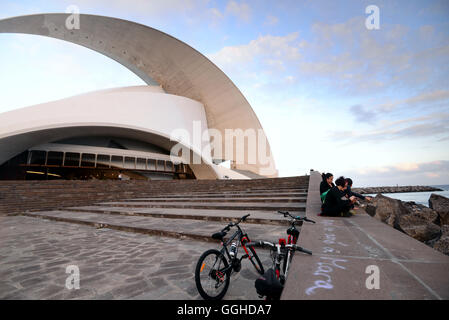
<box><xmin>0</xmin><ymin>14</ymin><xmax>277</xmax><ymax>181</ymax></box>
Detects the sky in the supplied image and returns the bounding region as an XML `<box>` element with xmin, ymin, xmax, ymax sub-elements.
<box><xmin>0</xmin><ymin>0</ymin><xmax>448</xmax><ymax>186</ymax></box>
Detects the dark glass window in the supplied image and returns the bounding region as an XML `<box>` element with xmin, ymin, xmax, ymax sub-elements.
<box><xmin>65</xmin><ymin>152</ymin><xmax>80</xmax><ymax>166</ymax></box>
<box><xmin>30</xmin><ymin>151</ymin><xmax>47</xmax><ymax>165</ymax></box>
<box><xmin>124</xmin><ymin>157</ymin><xmax>135</xmax><ymax>169</ymax></box>
<box><xmin>81</xmin><ymin>153</ymin><xmax>96</xmax><ymax>167</ymax></box>
<box><xmin>97</xmin><ymin>154</ymin><xmax>111</xmax><ymax>168</ymax></box>
<box><xmin>136</xmin><ymin>158</ymin><xmax>146</xmax><ymax>170</ymax></box>
<box><xmin>47</xmin><ymin>151</ymin><xmax>63</xmax><ymax>166</ymax></box>
<box><xmin>111</xmin><ymin>156</ymin><xmax>123</xmax><ymax>168</ymax></box>
<box><xmin>147</xmin><ymin>159</ymin><xmax>156</xmax><ymax>170</ymax></box>
<box><xmin>166</xmin><ymin>161</ymin><xmax>174</xmax><ymax>172</ymax></box>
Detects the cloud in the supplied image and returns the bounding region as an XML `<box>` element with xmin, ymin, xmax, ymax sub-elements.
<box><xmin>67</xmin><ymin>0</ymin><xmax>207</xmax><ymax>15</ymax></box>
<box><xmin>395</xmin><ymin>162</ymin><xmax>420</xmax><ymax>172</ymax></box>
<box><xmin>52</xmin><ymin>0</ymin><xmax>225</xmax><ymax>27</ymax></box>
<box><xmin>298</xmin><ymin>16</ymin><xmax>449</xmax><ymax>95</ymax></box>
<box><xmin>345</xmin><ymin>160</ymin><xmax>449</xmax><ymax>187</ymax></box>
<box><xmin>208</xmin><ymin>14</ymin><xmax>449</xmax><ymax>99</ymax></box>
<box><xmin>349</xmin><ymin>105</ymin><xmax>377</xmax><ymax>123</ymax></box>
<box><xmin>207</xmin><ymin>7</ymin><xmax>224</xmax><ymax>26</ymax></box>
<box><xmin>378</xmin><ymin>89</ymin><xmax>449</xmax><ymax>112</ymax></box>
<box><xmin>225</xmin><ymin>1</ymin><xmax>251</xmax><ymax>22</ymax></box>
<box><xmin>264</xmin><ymin>15</ymin><xmax>279</xmax><ymax>26</ymax></box>
<box><xmin>329</xmin><ymin>112</ymin><xmax>449</xmax><ymax>144</ymax></box>
<box><xmin>208</xmin><ymin>32</ymin><xmax>301</xmax><ymax>76</ymax></box>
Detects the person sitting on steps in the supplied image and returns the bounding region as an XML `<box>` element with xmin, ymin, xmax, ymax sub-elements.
<box><xmin>321</xmin><ymin>176</ymin><xmax>356</xmax><ymax>217</ymax></box>
<box><xmin>344</xmin><ymin>178</ymin><xmax>372</xmax><ymax>214</ymax></box>
<box><xmin>319</xmin><ymin>172</ymin><xmax>334</xmax><ymax>203</ymax></box>
<box><xmin>344</xmin><ymin>178</ymin><xmax>372</xmax><ymax>202</ymax></box>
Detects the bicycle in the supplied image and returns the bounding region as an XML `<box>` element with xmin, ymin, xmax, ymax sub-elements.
<box><xmin>278</xmin><ymin>210</ymin><xmax>315</xmax><ymax>277</ymax></box>
<box><xmin>194</xmin><ymin>214</ymin><xmax>265</xmax><ymax>300</ymax></box>
<box><xmin>249</xmin><ymin>211</ymin><xmax>315</xmax><ymax>300</ymax></box>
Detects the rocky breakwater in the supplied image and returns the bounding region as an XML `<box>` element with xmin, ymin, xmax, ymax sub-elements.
<box><xmin>364</xmin><ymin>193</ymin><xmax>449</xmax><ymax>255</ymax></box>
<box><xmin>353</xmin><ymin>185</ymin><xmax>443</xmax><ymax>194</ymax></box>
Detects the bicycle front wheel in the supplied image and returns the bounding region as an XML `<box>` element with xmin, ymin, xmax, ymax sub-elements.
<box><xmin>195</xmin><ymin>249</ymin><xmax>230</xmax><ymax>300</ymax></box>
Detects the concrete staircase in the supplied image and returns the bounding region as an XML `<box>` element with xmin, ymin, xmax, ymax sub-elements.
<box><xmin>1</xmin><ymin>176</ymin><xmax>309</xmax><ymax>243</ymax></box>
<box><xmin>0</xmin><ymin>176</ymin><xmax>308</xmax><ymax>216</ymax></box>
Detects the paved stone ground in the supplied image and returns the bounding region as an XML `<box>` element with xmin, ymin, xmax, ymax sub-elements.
<box><xmin>0</xmin><ymin>215</ymin><xmax>272</xmax><ymax>300</ymax></box>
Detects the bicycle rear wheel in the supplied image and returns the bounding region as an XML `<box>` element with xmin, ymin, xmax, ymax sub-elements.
<box><xmin>195</xmin><ymin>249</ymin><xmax>230</xmax><ymax>300</ymax></box>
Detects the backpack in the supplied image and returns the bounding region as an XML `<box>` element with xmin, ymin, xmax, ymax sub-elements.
<box><xmin>320</xmin><ymin>189</ymin><xmax>330</xmax><ymax>203</ymax></box>
<box><xmin>254</xmin><ymin>268</ymin><xmax>283</xmax><ymax>300</ymax></box>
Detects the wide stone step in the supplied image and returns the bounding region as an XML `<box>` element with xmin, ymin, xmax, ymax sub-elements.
<box><xmin>23</xmin><ymin>210</ymin><xmax>290</xmax><ymax>243</ymax></box>
<box><xmin>64</xmin><ymin>206</ymin><xmax>297</xmax><ymax>225</ymax></box>
<box><xmin>125</xmin><ymin>192</ymin><xmax>308</xmax><ymax>199</ymax></box>
<box><xmin>96</xmin><ymin>201</ymin><xmax>306</xmax><ymax>212</ymax></box>
<box><xmin>121</xmin><ymin>197</ymin><xmax>306</xmax><ymax>203</ymax></box>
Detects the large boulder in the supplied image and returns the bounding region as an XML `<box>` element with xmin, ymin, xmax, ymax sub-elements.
<box><xmin>402</xmin><ymin>201</ymin><xmax>439</xmax><ymax>225</ymax></box>
<box><xmin>366</xmin><ymin>194</ymin><xmax>441</xmax><ymax>244</ymax></box>
<box><xmin>429</xmin><ymin>194</ymin><xmax>449</xmax><ymax>225</ymax></box>
<box><xmin>365</xmin><ymin>194</ymin><xmax>408</xmax><ymax>228</ymax></box>
<box><xmin>433</xmin><ymin>225</ymin><xmax>449</xmax><ymax>256</ymax></box>
<box><xmin>397</xmin><ymin>214</ymin><xmax>441</xmax><ymax>243</ymax></box>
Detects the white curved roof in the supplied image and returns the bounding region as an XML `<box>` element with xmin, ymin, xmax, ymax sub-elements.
<box><xmin>0</xmin><ymin>13</ymin><xmax>277</xmax><ymax>177</ymax></box>
<box><xmin>0</xmin><ymin>86</ymin><xmax>218</xmax><ymax>179</ymax></box>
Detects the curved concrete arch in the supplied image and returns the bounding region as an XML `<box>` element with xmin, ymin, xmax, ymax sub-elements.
<box><xmin>0</xmin><ymin>13</ymin><xmax>277</xmax><ymax>177</ymax></box>
<box><xmin>0</xmin><ymin>86</ymin><xmax>219</xmax><ymax>179</ymax></box>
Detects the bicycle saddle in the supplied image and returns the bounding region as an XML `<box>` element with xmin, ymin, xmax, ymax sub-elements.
<box><xmin>211</xmin><ymin>231</ymin><xmax>227</xmax><ymax>240</ymax></box>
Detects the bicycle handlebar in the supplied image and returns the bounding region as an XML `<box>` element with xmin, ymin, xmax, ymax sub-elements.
<box><xmin>294</xmin><ymin>245</ymin><xmax>312</xmax><ymax>255</ymax></box>
<box><xmin>278</xmin><ymin>211</ymin><xmax>316</xmax><ymax>224</ymax></box>
<box><xmin>221</xmin><ymin>214</ymin><xmax>250</xmax><ymax>232</ymax></box>
<box><xmin>246</xmin><ymin>241</ymin><xmax>312</xmax><ymax>255</ymax></box>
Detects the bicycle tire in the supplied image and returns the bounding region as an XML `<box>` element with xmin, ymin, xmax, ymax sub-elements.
<box><xmin>195</xmin><ymin>249</ymin><xmax>230</xmax><ymax>300</ymax></box>
<box><xmin>247</xmin><ymin>246</ymin><xmax>265</xmax><ymax>275</ymax></box>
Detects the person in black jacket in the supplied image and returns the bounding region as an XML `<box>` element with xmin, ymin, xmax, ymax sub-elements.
<box><xmin>344</xmin><ymin>178</ymin><xmax>372</xmax><ymax>201</ymax></box>
<box><xmin>320</xmin><ymin>173</ymin><xmax>334</xmax><ymax>195</ymax></box>
<box><xmin>322</xmin><ymin>176</ymin><xmax>356</xmax><ymax>217</ymax></box>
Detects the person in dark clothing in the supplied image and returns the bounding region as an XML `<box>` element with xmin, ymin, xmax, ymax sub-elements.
<box><xmin>320</xmin><ymin>173</ymin><xmax>334</xmax><ymax>202</ymax></box>
<box><xmin>344</xmin><ymin>178</ymin><xmax>372</xmax><ymax>201</ymax></box>
<box><xmin>322</xmin><ymin>176</ymin><xmax>356</xmax><ymax>217</ymax></box>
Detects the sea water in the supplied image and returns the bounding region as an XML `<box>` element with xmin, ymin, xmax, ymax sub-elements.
<box><xmin>365</xmin><ymin>185</ymin><xmax>449</xmax><ymax>207</ymax></box>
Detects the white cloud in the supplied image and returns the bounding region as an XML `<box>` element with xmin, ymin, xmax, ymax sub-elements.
<box><xmin>225</xmin><ymin>1</ymin><xmax>251</xmax><ymax>22</ymax></box>
<box><xmin>208</xmin><ymin>7</ymin><xmax>224</xmax><ymax>25</ymax></box>
<box><xmin>377</xmin><ymin>89</ymin><xmax>449</xmax><ymax>112</ymax></box>
<box><xmin>328</xmin><ymin>112</ymin><xmax>449</xmax><ymax>144</ymax></box>
<box><xmin>208</xmin><ymin>32</ymin><xmax>301</xmax><ymax>76</ymax></box>
<box><xmin>344</xmin><ymin>160</ymin><xmax>449</xmax><ymax>187</ymax></box>
<box><xmin>264</xmin><ymin>15</ymin><xmax>279</xmax><ymax>26</ymax></box>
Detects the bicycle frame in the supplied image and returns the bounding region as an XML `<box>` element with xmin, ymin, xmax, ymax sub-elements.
<box><xmin>271</xmin><ymin>244</ymin><xmax>285</xmax><ymax>281</ymax></box>
<box><xmin>218</xmin><ymin>226</ymin><xmax>253</xmax><ymax>275</ymax></box>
